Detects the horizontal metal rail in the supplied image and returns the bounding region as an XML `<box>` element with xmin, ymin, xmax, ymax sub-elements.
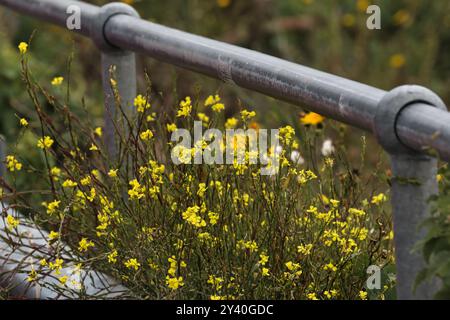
<box><xmin>0</xmin><ymin>0</ymin><xmax>449</xmax><ymax>300</ymax></box>
<box><xmin>0</xmin><ymin>0</ymin><xmax>449</xmax><ymax>160</ymax></box>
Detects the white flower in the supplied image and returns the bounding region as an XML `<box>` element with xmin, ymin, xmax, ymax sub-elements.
<box><xmin>274</xmin><ymin>145</ymin><xmax>283</xmax><ymax>155</ymax></box>
<box><xmin>290</xmin><ymin>150</ymin><xmax>305</xmax><ymax>165</ymax></box>
<box><xmin>321</xmin><ymin>139</ymin><xmax>335</xmax><ymax>156</ymax></box>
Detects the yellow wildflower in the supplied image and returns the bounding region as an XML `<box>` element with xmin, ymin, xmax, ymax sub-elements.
<box><xmin>389</xmin><ymin>54</ymin><xmax>406</xmax><ymax>69</ymax></box>
<box><xmin>177</xmin><ymin>96</ymin><xmax>192</xmax><ymax>118</ymax></box>
<box><xmin>225</xmin><ymin>117</ymin><xmax>238</xmax><ymax>129</ymax></box>
<box><xmin>259</xmin><ymin>253</ymin><xmax>269</xmax><ymax>266</ymax></box>
<box><xmin>48</xmin><ymin>231</ymin><xmax>59</xmax><ymax>241</ymax></box>
<box><xmin>62</xmin><ymin>179</ymin><xmax>77</xmax><ymax>188</ymax></box>
<box><xmin>59</xmin><ymin>275</ymin><xmax>68</xmax><ymax>285</ymax></box>
<box><xmin>94</xmin><ymin>127</ymin><xmax>102</xmax><ymax>137</ymax></box>
<box><xmin>182</xmin><ymin>205</ymin><xmax>206</xmax><ymax>228</ymax></box>
<box><xmin>297</xmin><ymin>243</ymin><xmax>313</xmax><ymax>255</ymax></box>
<box><xmin>27</xmin><ymin>268</ymin><xmax>38</xmax><ymax>282</ymax></box>
<box><xmin>18</xmin><ymin>42</ymin><xmax>28</xmax><ymax>54</ymax></box>
<box><xmin>6</xmin><ymin>215</ymin><xmax>20</xmax><ymax>230</ymax></box>
<box><xmin>208</xmin><ymin>211</ymin><xmax>219</xmax><ymax>225</ymax></box>
<box><xmin>124</xmin><ymin>258</ymin><xmax>140</xmax><ymax>270</ymax></box>
<box><xmin>140</xmin><ymin>129</ymin><xmax>154</xmax><ymax>141</ymax></box>
<box><xmin>166</xmin><ymin>276</ymin><xmax>184</xmax><ymax>290</ymax></box>
<box><xmin>356</xmin><ymin>0</ymin><xmax>369</xmax><ymax>12</ymax></box>
<box><xmin>237</xmin><ymin>240</ymin><xmax>259</xmax><ymax>252</ymax></box>
<box><xmin>285</xmin><ymin>261</ymin><xmax>300</xmax><ymax>272</ymax></box>
<box><xmin>108</xmin><ymin>250</ymin><xmax>118</xmax><ymax>264</ymax></box>
<box><xmin>217</xmin><ymin>0</ymin><xmax>231</xmax><ymax>8</ymax></box>
<box><xmin>240</xmin><ymin>109</ymin><xmax>256</xmax><ymax>121</ymax></box>
<box><xmin>278</xmin><ymin>125</ymin><xmax>295</xmax><ymax>144</ymax></box>
<box><xmin>371</xmin><ymin>193</ymin><xmax>387</xmax><ymax>205</ymax></box>
<box><xmin>50</xmin><ymin>167</ymin><xmax>61</xmax><ymax>180</ymax></box>
<box><xmin>197</xmin><ymin>183</ymin><xmax>207</xmax><ymax>197</ymax></box>
<box><xmin>197</xmin><ymin>113</ymin><xmax>210</xmax><ymax>123</ymax></box>
<box><xmin>43</xmin><ymin>200</ymin><xmax>61</xmax><ymax>215</ymax></box>
<box><xmin>128</xmin><ymin>179</ymin><xmax>146</xmax><ymax>200</ymax></box>
<box><xmin>49</xmin><ymin>258</ymin><xmax>63</xmax><ymax>274</ymax></box>
<box><xmin>342</xmin><ymin>14</ymin><xmax>356</xmax><ymax>28</ymax></box>
<box><xmin>108</xmin><ymin>169</ymin><xmax>118</xmax><ymax>178</ymax></box>
<box><xmin>393</xmin><ymin>10</ymin><xmax>411</xmax><ymax>26</ymax></box>
<box><xmin>51</xmin><ymin>77</ymin><xmax>64</xmax><ymax>86</ymax></box>
<box><xmin>307</xmin><ymin>293</ymin><xmax>318</xmax><ymax>300</ymax></box>
<box><xmin>19</xmin><ymin>118</ymin><xmax>29</xmax><ymax>127</ymax></box>
<box><xmin>349</xmin><ymin>208</ymin><xmax>366</xmax><ymax>216</ymax></box>
<box><xmin>323</xmin><ymin>262</ymin><xmax>338</xmax><ymax>272</ymax></box>
<box><xmin>78</xmin><ymin>238</ymin><xmax>94</xmax><ymax>252</ymax></box>
<box><xmin>80</xmin><ymin>176</ymin><xmax>91</xmax><ymax>186</ymax></box>
<box><xmin>134</xmin><ymin>94</ymin><xmax>151</xmax><ymax>113</ymax></box>
<box><xmin>359</xmin><ymin>290</ymin><xmax>368</xmax><ymax>300</ymax></box>
<box><xmin>37</xmin><ymin>136</ymin><xmax>54</xmax><ymax>149</ymax></box>
<box><xmin>6</xmin><ymin>155</ymin><xmax>22</xmax><ymax>172</ymax></box>
<box><xmin>167</xmin><ymin>123</ymin><xmax>177</xmax><ymax>132</ymax></box>
<box><xmin>207</xmin><ymin>275</ymin><xmax>224</xmax><ymax>290</ymax></box>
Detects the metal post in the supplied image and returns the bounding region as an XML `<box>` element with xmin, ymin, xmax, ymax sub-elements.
<box><xmin>92</xmin><ymin>3</ymin><xmax>139</xmax><ymax>160</ymax></box>
<box><xmin>0</xmin><ymin>135</ymin><xmax>5</xmax><ymax>177</ymax></box>
<box><xmin>389</xmin><ymin>153</ymin><xmax>440</xmax><ymax>299</ymax></box>
<box><xmin>374</xmin><ymin>85</ymin><xmax>447</xmax><ymax>299</ymax></box>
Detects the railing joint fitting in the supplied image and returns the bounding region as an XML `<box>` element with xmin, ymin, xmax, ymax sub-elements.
<box><xmin>374</xmin><ymin>85</ymin><xmax>446</xmax><ymax>157</ymax></box>
<box><xmin>92</xmin><ymin>2</ymin><xmax>140</xmax><ymax>54</ymax></box>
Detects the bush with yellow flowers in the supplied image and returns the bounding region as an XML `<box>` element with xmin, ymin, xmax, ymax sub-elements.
<box><xmin>0</xmin><ymin>44</ymin><xmax>395</xmax><ymax>300</ymax></box>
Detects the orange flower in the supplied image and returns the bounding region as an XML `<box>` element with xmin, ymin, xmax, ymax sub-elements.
<box><xmin>300</xmin><ymin>112</ymin><xmax>325</xmax><ymax>126</ymax></box>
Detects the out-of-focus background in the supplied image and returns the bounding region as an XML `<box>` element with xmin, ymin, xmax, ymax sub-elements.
<box><xmin>0</xmin><ymin>0</ymin><xmax>449</xmax><ymax>166</ymax></box>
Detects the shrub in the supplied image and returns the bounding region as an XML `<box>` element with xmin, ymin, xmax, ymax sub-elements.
<box><xmin>0</xmin><ymin>45</ymin><xmax>394</xmax><ymax>300</ymax></box>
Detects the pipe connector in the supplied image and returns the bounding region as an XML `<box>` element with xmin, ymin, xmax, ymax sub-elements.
<box><xmin>92</xmin><ymin>2</ymin><xmax>140</xmax><ymax>53</ymax></box>
<box><xmin>374</xmin><ymin>85</ymin><xmax>447</xmax><ymax>156</ymax></box>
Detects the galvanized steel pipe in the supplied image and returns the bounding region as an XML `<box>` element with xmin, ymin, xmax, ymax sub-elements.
<box><xmin>0</xmin><ymin>0</ymin><xmax>448</xmax><ymax>159</ymax></box>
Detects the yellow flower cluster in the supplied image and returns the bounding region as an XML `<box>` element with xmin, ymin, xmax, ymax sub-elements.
<box><xmin>6</xmin><ymin>215</ymin><xmax>20</xmax><ymax>230</ymax></box>
<box><xmin>177</xmin><ymin>96</ymin><xmax>192</xmax><ymax>118</ymax></box>
<box><xmin>128</xmin><ymin>179</ymin><xmax>146</xmax><ymax>200</ymax></box>
<box><xmin>78</xmin><ymin>238</ymin><xmax>95</xmax><ymax>252</ymax></box>
<box><xmin>51</xmin><ymin>76</ymin><xmax>64</xmax><ymax>86</ymax></box>
<box><xmin>182</xmin><ymin>205</ymin><xmax>207</xmax><ymax>228</ymax></box>
<box><xmin>18</xmin><ymin>42</ymin><xmax>28</xmax><ymax>54</ymax></box>
<box><xmin>140</xmin><ymin>129</ymin><xmax>154</xmax><ymax>141</ymax></box>
<box><xmin>205</xmin><ymin>94</ymin><xmax>225</xmax><ymax>113</ymax></box>
<box><xmin>134</xmin><ymin>94</ymin><xmax>151</xmax><ymax>113</ymax></box>
<box><xmin>166</xmin><ymin>256</ymin><xmax>186</xmax><ymax>290</ymax></box>
<box><xmin>42</xmin><ymin>200</ymin><xmax>61</xmax><ymax>215</ymax></box>
<box><xmin>240</xmin><ymin>109</ymin><xmax>256</xmax><ymax>122</ymax></box>
<box><xmin>237</xmin><ymin>239</ymin><xmax>259</xmax><ymax>252</ymax></box>
<box><xmin>124</xmin><ymin>258</ymin><xmax>141</xmax><ymax>270</ymax></box>
<box><xmin>6</xmin><ymin>155</ymin><xmax>22</xmax><ymax>172</ymax></box>
<box><xmin>37</xmin><ymin>136</ymin><xmax>54</xmax><ymax>149</ymax></box>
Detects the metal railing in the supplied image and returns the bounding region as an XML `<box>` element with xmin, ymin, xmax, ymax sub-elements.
<box><xmin>0</xmin><ymin>0</ymin><xmax>449</xmax><ymax>300</ymax></box>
